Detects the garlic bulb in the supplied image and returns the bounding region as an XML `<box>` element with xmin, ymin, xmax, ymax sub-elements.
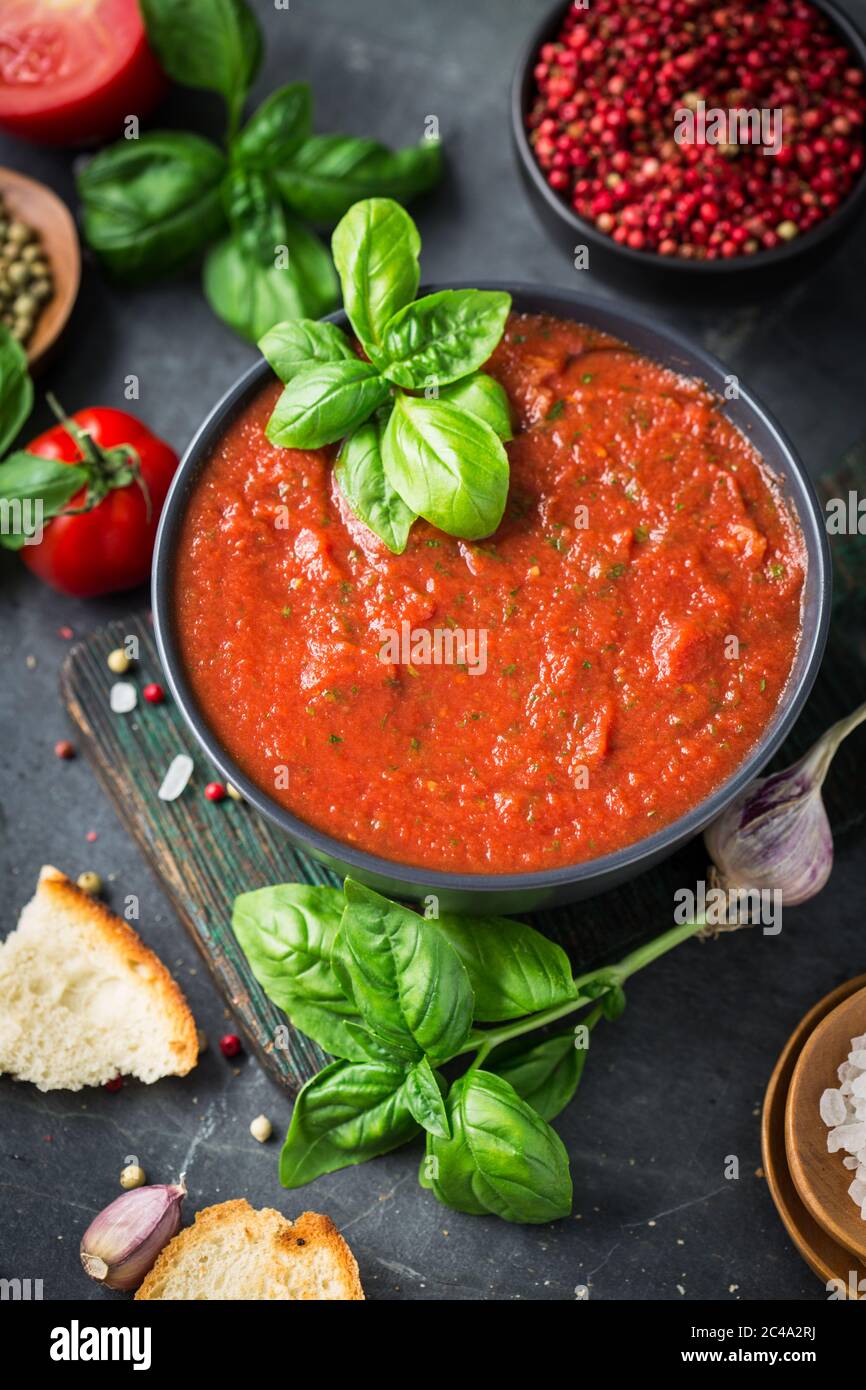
<box><xmin>80</xmin><ymin>1180</ymin><xmax>186</xmax><ymax>1291</ymax></box>
<box><xmin>705</xmin><ymin>701</ymin><xmax>866</xmax><ymax>906</ymax></box>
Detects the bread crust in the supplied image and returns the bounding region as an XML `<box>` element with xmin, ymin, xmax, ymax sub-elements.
<box><xmin>136</xmin><ymin>1199</ymin><xmax>364</xmax><ymax>1300</ymax></box>
<box><xmin>35</xmin><ymin>865</ymin><xmax>198</xmax><ymax>1074</ymax></box>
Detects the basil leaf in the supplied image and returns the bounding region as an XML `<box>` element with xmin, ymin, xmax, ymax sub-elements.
<box><xmin>335</xmin><ymin>413</ymin><xmax>415</xmax><ymax>554</ymax></box>
<box><xmin>277</xmin><ymin>135</ymin><xmax>442</xmax><ymax>225</ymax></box>
<box><xmin>0</xmin><ymin>452</ymin><xmax>88</xmax><ymax>551</ymax></box>
<box><xmin>280</xmin><ymin>213</ymin><xmax>340</xmax><ymax>321</ymax></box>
<box><xmin>232</xmin><ymin>883</ymin><xmax>374</xmax><ymax>1060</ymax></box>
<box><xmin>428</xmin><ymin>1070</ymin><xmax>573</xmax><ymax>1223</ymax></box>
<box><xmin>602</xmin><ymin>983</ymin><xmax>627</xmax><ymax>1021</ymax></box>
<box><xmin>0</xmin><ymin>327</ymin><xmax>32</xmax><ymax>456</ymax></box>
<box><xmin>340</xmin><ymin>878</ymin><xmax>474</xmax><ymax>1064</ymax></box>
<box><xmin>491</xmin><ymin>1030</ymin><xmax>588</xmax><ymax>1122</ymax></box>
<box><xmin>435</xmin><ymin>914</ymin><xmax>576</xmax><ymax>1022</ymax></box>
<box><xmin>140</xmin><ymin>0</ymin><xmax>262</xmax><ymax>129</ymax></box>
<box><xmin>204</xmin><ymin>235</ymin><xmax>302</xmax><ymax>340</ymax></box>
<box><xmin>232</xmin><ymin>884</ymin><xmax>348</xmax><ymax>1008</ymax></box>
<box><xmin>223</xmin><ymin>167</ymin><xmax>288</xmax><ymax>266</ymax></box>
<box><xmin>405</xmin><ymin>1057</ymin><xmax>450</xmax><ymax>1139</ymax></box>
<box><xmin>219</xmin><ymin>172</ymin><xmax>338</xmax><ymax>321</ymax></box>
<box><xmin>440</xmin><ymin>372</ymin><xmax>512</xmax><ymax>441</ymax></box>
<box><xmin>265</xmin><ymin>360</ymin><xmax>388</xmax><ymax>450</ymax></box>
<box><xmin>380</xmin><ymin>289</ymin><xmax>511</xmax><ymax>389</ymax></box>
<box><xmin>283</xmin><ymin>997</ymin><xmax>371</xmax><ymax>1063</ymax></box>
<box><xmin>280</xmin><ymin>1058</ymin><xmax>418</xmax><ymax>1187</ymax></box>
<box><xmin>331</xmin><ymin>198</ymin><xmax>420</xmax><ymax>359</ymax></box>
<box><xmin>234</xmin><ymin>83</ymin><xmax>312</xmax><ymax>169</ymax></box>
<box><xmin>342</xmin><ymin>1021</ymin><xmax>422</xmax><ymax>1067</ymax></box>
<box><xmin>78</xmin><ymin>132</ymin><xmax>227</xmax><ymax>280</ymax></box>
<box><xmin>382</xmin><ymin>394</ymin><xmax>508</xmax><ymax>540</ymax></box>
<box><xmin>259</xmin><ymin>319</ymin><xmax>356</xmax><ymax>383</ymax></box>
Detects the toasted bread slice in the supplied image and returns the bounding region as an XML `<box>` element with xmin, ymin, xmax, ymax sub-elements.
<box><xmin>0</xmin><ymin>866</ymin><xmax>197</xmax><ymax>1091</ymax></box>
<box><xmin>135</xmin><ymin>1199</ymin><xmax>364</xmax><ymax>1300</ymax></box>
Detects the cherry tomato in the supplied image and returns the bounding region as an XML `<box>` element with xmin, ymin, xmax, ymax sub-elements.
<box><xmin>22</xmin><ymin>407</ymin><xmax>178</xmax><ymax>597</ymax></box>
<box><xmin>0</xmin><ymin>0</ymin><xmax>166</xmax><ymax>146</ymax></box>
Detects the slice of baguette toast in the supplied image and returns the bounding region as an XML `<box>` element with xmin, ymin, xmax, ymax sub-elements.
<box><xmin>135</xmin><ymin>1199</ymin><xmax>364</xmax><ymax>1300</ymax></box>
<box><xmin>0</xmin><ymin>866</ymin><xmax>197</xmax><ymax>1091</ymax></box>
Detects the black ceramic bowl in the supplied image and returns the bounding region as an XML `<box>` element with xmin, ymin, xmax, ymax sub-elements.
<box><xmin>511</xmin><ymin>0</ymin><xmax>866</xmax><ymax>286</ymax></box>
<box><xmin>153</xmin><ymin>285</ymin><xmax>830</xmax><ymax>914</ymax></box>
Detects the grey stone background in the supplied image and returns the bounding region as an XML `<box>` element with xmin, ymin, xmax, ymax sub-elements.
<box><xmin>1</xmin><ymin>0</ymin><xmax>864</xmax><ymax>1301</ymax></box>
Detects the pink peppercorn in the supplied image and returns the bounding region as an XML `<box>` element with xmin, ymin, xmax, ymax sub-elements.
<box><xmin>220</xmin><ymin>1034</ymin><xmax>241</xmax><ymax>1058</ymax></box>
<box><xmin>526</xmin><ymin>0</ymin><xmax>866</xmax><ymax>262</ymax></box>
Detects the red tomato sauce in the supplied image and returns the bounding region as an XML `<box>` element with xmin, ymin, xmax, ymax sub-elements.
<box><xmin>175</xmin><ymin>313</ymin><xmax>805</xmax><ymax>873</ymax></box>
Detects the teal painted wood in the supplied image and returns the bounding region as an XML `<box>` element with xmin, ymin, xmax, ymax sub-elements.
<box><xmin>60</xmin><ymin>459</ymin><xmax>866</xmax><ymax>1094</ymax></box>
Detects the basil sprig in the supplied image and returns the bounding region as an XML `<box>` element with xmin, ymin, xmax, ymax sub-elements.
<box><xmin>262</xmin><ymin>197</ymin><xmax>513</xmax><ymax>550</ymax></box>
<box><xmin>233</xmin><ymin>877</ymin><xmax>703</xmax><ymax>1225</ymax></box>
<box><xmin>77</xmin><ymin>0</ymin><xmax>441</xmax><ymax>342</ymax></box>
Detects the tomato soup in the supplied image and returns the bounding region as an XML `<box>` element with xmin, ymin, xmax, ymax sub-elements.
<box><xmin>175</xmin><ymin>314</ymin><xmax>805</xmax><ymax>873</ymax></box>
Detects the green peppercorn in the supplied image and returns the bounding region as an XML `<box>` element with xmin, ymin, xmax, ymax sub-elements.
<box><xmin>7</xmin><ymin>263</ymin><xmax>27</xmax><ymax>287</ymax></box>
<box><xmin>31</xmin><ymin>279</ymin><xmax>52</xmax><ymax>302</ymax></box>
<box><xmin>7</xmin><ymin>221</ymin><xmax>32</xmax><ymax>246</ymax></box>
<box><xmin>12</xmin><ymin>293</ymin><xmax>35</xmax><ymax>317</ymax></box>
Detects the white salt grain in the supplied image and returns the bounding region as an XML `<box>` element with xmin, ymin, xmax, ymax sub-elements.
<box><xmin>110</xmin><ymin>681</ymin><xmax>137</xmax><ymax>714</ymax></box>
<box><xmin>849</xmin><ymin>1050</ymin><xmax>866</xmax><ymax>1069</ymax></box>
<box><xmin>820</xmin><ymin>1088</ymin><xmax>847</xmax><ymax>1127</ymax></box>
<box><xmin>158</xmin><ymin>753</ymin><xmax>194</xmax><ymax>801</ymax></box>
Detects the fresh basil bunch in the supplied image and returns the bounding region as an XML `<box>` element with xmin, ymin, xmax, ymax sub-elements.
<box><xmin>233</xmin><ymin>877</ymin><xmax>701</xmax><ymax>1224</ymax></box>
<box><xmin>260</xmin><ymin>198</ymin><xmax>513</xmax><ymax>548</ymax></box>
<box><xmin>77</xmin><ymin>0</ymin><xmax>441</xmax><ymax>342</ymax></box>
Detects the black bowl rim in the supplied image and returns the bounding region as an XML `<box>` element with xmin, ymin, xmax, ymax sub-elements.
<box><xmin>153</xmin><ymin>282</ymin><xmax>831</xmax><ymax>896</ymax></box>
<box><xmin>511</xmin><ymin>0</ymin><xmax>866</xmax><ymax>275</ymax></box>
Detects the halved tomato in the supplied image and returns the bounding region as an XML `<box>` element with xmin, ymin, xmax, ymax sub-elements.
<box><xmin>0</xmin><ymin>0</ymin><xmax>166</xmax><ymax>145</ymax></box>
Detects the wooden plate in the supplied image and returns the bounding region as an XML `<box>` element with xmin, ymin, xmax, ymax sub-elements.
<box><xmin>762</xmin><ymin>974</ymin><xmax>866</xmax><ymax>1298</ymax></box>
<box><xmin>786</xmin><ymin>985</ymin><xmax>866</xmax><ymax>1263</ymax></box>
<box><xmin>0</xmin><ymin>167</ymin><xmax>80</xmax><ymax>373</ymax></box>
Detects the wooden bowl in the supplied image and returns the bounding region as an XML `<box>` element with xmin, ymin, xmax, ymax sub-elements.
<box><xmin>0</xmin><ymin>167</ymin><xmax>80</xmax><ymax>373</ymax></box>
<box><xmin>786</xmin><ymin>985</ymin><xmax>866</xmax><ymax>1264</ymax></box>
<box><xmin>762</xmin><ymin>974</ymin><xmax>866</xmax><ymax>1297</ymax></box>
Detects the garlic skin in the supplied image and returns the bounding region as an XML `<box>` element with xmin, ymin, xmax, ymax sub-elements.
<box><xmin>80</xmin><ymin>1180</ymin><xmax>186</xmax><ymax>1291</ymax></box>
<box><xmin>705</xmin><ymin>702</ymin><xmax>866</xmax><ymax>907</ymax></box>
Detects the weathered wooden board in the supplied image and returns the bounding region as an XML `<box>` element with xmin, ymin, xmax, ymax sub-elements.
<box><xmin>60</xmin><ymin>461</ymin><xmax>866</xmax><ymax>1096</ymax></box>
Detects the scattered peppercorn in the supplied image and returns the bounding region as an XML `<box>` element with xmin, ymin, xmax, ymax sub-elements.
<box><xmin>204</xmin><ymin>781</ymin><xmax>226</xmax><ymax>802</ymax></box>
<box><xmin>107</xmin><ymin>647</ymin><xmax>131</xmax><ymax>674</ymax></box>
<box><xmin>54</xmin><ymin>739</ymin><xmax>75</xmax><ymax>759</ymax></box>
<box><xmin>142</xmin><ymin>682</ymin><xmax>165</xmax><ymax>704</ymax></box>
<box><xmin>104</xmin><ymin>1075</ymin><xmax>123</xmax><ymax>1092</ymax></box>
<box><xmin>119</xmin><ymin>1163</ymin><xmax>146</xmax><ymax>1189</ymax></box>
<box><xmin>526</xmin><ymin>0</ymin><xmax>866</xmax><ymax>261</ymax></box>
<box><xmin>249</xmin><ymin>1114</ymin><xmax>272</xmax><ymax>1143</ymax></box>
<box><xmin>219</xmin><ymin>1033</ymin><xmax>241</xmax><ymax>1058</ymax></box>
<box><xmin>226</xmin><ymin>782</ymin><xmax>243</xmax><ymax>802</ymax></box>
<box><xmin>77</xmin><ymin>870</ymin><xmax>102</xmax><ymax>895</ymax></box>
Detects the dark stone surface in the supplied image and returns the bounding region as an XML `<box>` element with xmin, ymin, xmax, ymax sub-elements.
<box><xmin>1</xmin><ymin>0</ymin><xmax>864</xmax><ymax>1302</ymax></box>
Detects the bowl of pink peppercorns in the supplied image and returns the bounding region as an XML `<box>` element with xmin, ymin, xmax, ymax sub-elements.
<box><xmin>513</xmin><ymin>0</ymin><xmax>866</xmax><ymax>275</ymax></box>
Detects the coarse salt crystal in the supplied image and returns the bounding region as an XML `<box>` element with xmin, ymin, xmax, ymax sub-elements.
<box><xmin>110</xmin><ymin>681</ymin><xmax>137</xmax><ymax>714</ymax></box>
<box><xmin>828</xmin><ymin>1123</ymin><xmax>866</xmax><ymax>1154</ymax></box>
<box><xmin>158</xmin><ymin>754</ymin><xmax>194</xmax><ymax>801</ymax></box>
<box><xmin>820</xmin><ymin>1089</ymin><xmax>848</xmax><ymax>1127</ymax></box>
<box><xmin>849</xmin><ymin>1050</ymin><xmax>866</xmax><ymax>1069</ymax></box>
